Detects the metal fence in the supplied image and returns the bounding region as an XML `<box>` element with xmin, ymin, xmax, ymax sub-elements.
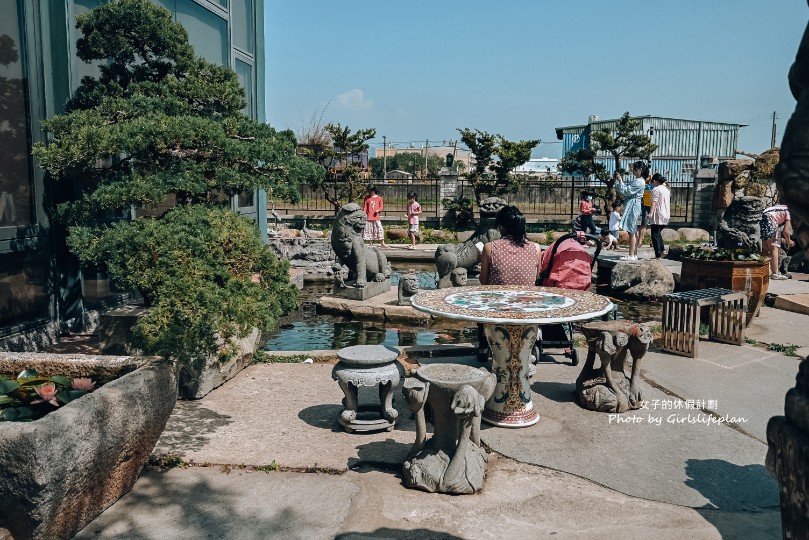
<box><xmin>270</xmin><ymin>180</ymin><xmax>442</xmax><ymax>218</ymax></box>
<box><xmin>271</xmin><ymin>177</ymin><xmax>693</xmax><ymax>225</ymax></box>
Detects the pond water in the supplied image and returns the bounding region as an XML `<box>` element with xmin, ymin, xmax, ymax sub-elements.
<box><xmin>264</xmin><ymin>263</ymin><xmax>663</xmax><ymax>352</ymax></box>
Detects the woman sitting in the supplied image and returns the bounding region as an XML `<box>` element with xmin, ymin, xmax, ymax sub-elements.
<box><xmin>477</xmin><ymin>206</ymin><xmax>543</xmax><ymax>360</ymax></box>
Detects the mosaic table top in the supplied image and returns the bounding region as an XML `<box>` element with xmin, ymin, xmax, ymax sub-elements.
<box><xmin>410</xmin><ymin>285</ymin><xmax>613</xmax><ymax>325</ymax></box>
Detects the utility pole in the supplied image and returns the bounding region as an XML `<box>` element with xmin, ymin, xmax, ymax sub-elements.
<box><xmin>771</xmin><ymin>111</ymin><xmax>777</xmax><ymax>149</ymax></box>
<box><xmin>382</xmin><ymin>135</ymin><xmax>387</xmax><ymax>180</ymax></box>
<box><xmin>424</xmin><ymin>139</ymin><xmax>429</xmax><ymax>178</ymax></box>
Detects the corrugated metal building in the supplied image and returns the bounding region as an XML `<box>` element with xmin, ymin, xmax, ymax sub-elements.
<box><xmin>555</xmin><ymin>116</ymin><xmax>746</xmax><ymax>182</ymax></box>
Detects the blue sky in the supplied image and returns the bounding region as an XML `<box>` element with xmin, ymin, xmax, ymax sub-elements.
<box><xmin>265</xmin><ymin>1</ymin><xmax>807</xmax><ymax>158</ymax></box>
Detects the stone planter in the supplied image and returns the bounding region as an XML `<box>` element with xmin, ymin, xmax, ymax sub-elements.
<box><xmin>99</xmin><ymin>306</ymin><xmax>261</xmax><ymax>399</ymax></box>
<box><xmin>680</xmin><ymin>257</ymin><xmax>770</xmax><ymax>326</ymax></box>
<box><xmin>0</xmin><ymin>353</ymin><xmax>177</xmax><ymax>540</ymax></box>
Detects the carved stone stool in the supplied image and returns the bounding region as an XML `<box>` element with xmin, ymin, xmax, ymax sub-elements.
<box><xmin>576</xmin><ymin>320</ymin><xmax>652</xmax><ymax>413</ymax></box>
<box><xmin>332</xmin><ymin>345</ymin><xmax>401</xmax><ymax>433</ymax></box>
<box><xmin>401</xmin><ymin>363</ymin><xmax>496</xmax><ymax>494</ymax></box>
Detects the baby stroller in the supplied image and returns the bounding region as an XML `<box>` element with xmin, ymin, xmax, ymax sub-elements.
<box><xmin>532</xmin><ymin>232</ymin><xmax>602</xmax><ymax>366</ymax></box>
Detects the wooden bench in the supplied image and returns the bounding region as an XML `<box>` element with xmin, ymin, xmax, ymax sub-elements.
<box><xmin>661</xmin><ymin>288</ymin><xmax>747</xmax><ymax>358</ymax></box>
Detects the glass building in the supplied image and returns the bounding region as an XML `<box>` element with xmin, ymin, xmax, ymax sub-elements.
<box><xmin>0</xmin><ymin>0</ymin><xmax>266</xmax><ymax>348</ymax></box>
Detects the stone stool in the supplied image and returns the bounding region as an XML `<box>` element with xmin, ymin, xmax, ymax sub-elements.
<box><xmin>575</xmin><ymin>320</ymin><xmax>652</xmax><ymax>413</ymax></box>
<box><xmin>332</xmin><ymin>345</ymin><xmax>401</xmax><ymax>433</ymax></box>
<box><xmin>401</xmin><ymin>363</ymin><xmax>496</xmax><ymax>494</ymax></box>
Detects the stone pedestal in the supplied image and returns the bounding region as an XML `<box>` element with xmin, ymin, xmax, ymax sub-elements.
<box><xmin>576</xmin><ymin>320</ymin><xmax>651</xmax><ymax>413</ymax></box>
<box><xmin>402</xmin><ymin>363</ymin><xmax>496</xmax><ymax>494</ymax></box>
<box><xmin>332</xmin><ymin>345</ymin><xmax>401</xmax><ymax>433</ymax></box>
<box><xmin>332</xmin><ymin>279</ymin><xmax>391</xmax><ymax>301</ymax></box>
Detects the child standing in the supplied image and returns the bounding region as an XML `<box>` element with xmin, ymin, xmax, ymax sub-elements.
<box><xmin>405</xmin><ymin>191</ymin><xmax>421</xmax><ymax>250</ymax></box>
<box><xmin>363</xmin><ymin>185</ymin><xmax>388</xmax><ymax>248</ymax></box>
<box><xmin>578</xmin><ymin>193</ymin><xmax>598</xmax><ymax>234</ymax></box>
<box><xmin>609</xmin><ymin>202</ymin><xmax>622</xmax><ymax>245</ymax></box>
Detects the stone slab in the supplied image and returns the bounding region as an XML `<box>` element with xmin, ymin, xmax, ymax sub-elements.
<box><xmin>153</xmin><ymin>363</ymin><xmax>420</xmax><ymax>471</ymax></box>
<box><xmin>766</xmin><ymin>273</ymin><xmax>809</xmax><ymax>296</ymax></box>
<box><xmin>332</xmin><ymin>279</ymin><xmax>391</xmax><ymax>301</ymax></box>
<box><xmin>774</xmin><ymin>293</ymin><xmax>809</xmax><ymax>316</ymax></box>
<box><xmin>746</xmin><ymin>306</ymin><xmax>809</xmax><ymax>348</ymax></box>
<box><xmin>76</xmin><ymin>455</ymin><xmax>781</xmax><ymax>540</ymax></box>
<box><xmin>318</xmin><ymin>290</ymin><xmax>434</xmax><ymax>325</ymax></box>
<box><xmin>73</xmin><ymin>467</ymin><xmax>358</xmax><ymax>540</ymax></box>
<box><xmin>481</xmin><ymin>357</ymin><xmax>780</xmax><ymax>509</ymax></box>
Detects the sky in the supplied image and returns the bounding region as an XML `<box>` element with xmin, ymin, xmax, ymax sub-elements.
<box><xmin>265</xmin><ymin>1</ymin><xmax>808</xmax><ymax>159</ymax></box>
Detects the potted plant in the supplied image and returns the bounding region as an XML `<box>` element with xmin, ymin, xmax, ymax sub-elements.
<box><xmin>679</xmin><ymin>246</ymin><xmax>770</xmax><ymax>326</ymax></box>
<box><xmin>0</xmin><ymin>353</ymin><xmax>177</xmax><ymax>540</ymax></box>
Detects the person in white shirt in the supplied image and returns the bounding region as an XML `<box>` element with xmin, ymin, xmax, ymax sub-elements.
<box><xmin>608</xmin><ymin>202</ymin><xmax>621</xmax><ymax>244</ymax></box>
<box><xmin>600</xmin><ymin>228</ymin><xmax>618</xmax><ymax>249</ymax></box>
<box><xmin>649</xmin><ymin>174</ymin><xmax>671</xmax><ymax>259</ymax></box>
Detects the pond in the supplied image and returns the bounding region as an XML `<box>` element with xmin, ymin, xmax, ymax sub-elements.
<box><xmin>264</xmin><ymin>263</ymin><xmax>663</xmax><ymax>352</ymax></box>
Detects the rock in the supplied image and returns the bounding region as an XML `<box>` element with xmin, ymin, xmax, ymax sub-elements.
<box><xmin>0</xmin><ymin>353</ymin><xmax>177</xmax><ymax>540</ymax></box>
<box><xmin>99</xmin><ymin>305</ymin><xmax>147</xmax><ymax>356</ymax></box>
<box><xmin>660</xmin><ymin>228</ymin><xmax>681</xmax><ymax>242</ymax></box>
<box><xmin>178</xmin><ymin>327</ymin><xmax>261</xmax><ymax>399</ymax></box>
<box><xmin>279</xmin><ymin>228</ymin><xmax>299</xmax><ymax>238</ymax></box>
<box><xmin>618</xmin><ymin>230</ymin><xmax>630</xmax><ymax>244</ymax></box>
<box><xmin>678</xmin><ymin>228</ymin><xmax>710</xmax><ymax>242</ymax></box>
<box><xmin>456</xmin><ymin>230</ymin><xmax>475</xmax><ymax>243</ymax></box>
<box><xmin>610</xmin><ymin>259</ymin><xmax>675</xmax><ymax>299</ymax></box>
<box><xmin>429</xmin><ymin>229</ymin><xmax>456</xmax><ymax>242</ymax></box>
<box><xmin>549</xmin><ymin>231</ymin><xmax>568</xmax><ymax>241</ymax></box>
<box><xmin>386</xmin><ymin>228</ymin><xmax>409</xmax><ymax>241</ymax></box>
<box><xmin>303</xmin><ymin>229</ymin><xmax>324</xmax><ymax>238</ymax></box>
<box><xmin>716</xmin><ymin>196</ymin><xmax>765</xmax><ymax>251</ymax></box>
<box><xmin>526</xmin><ymin>232</ymin><xmax>547</xmax><ymax>244</ymax></box>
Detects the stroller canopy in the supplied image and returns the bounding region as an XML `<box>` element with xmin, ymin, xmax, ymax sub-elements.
<box><xmin>539</xmin><ymin>237</ymin><xmax>592</xmax><ymax>291</ymax></box>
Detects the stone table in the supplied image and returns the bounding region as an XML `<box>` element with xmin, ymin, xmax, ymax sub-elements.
<box><xmin>411</xmin><ymin>286</ymin><xmax>613</xmax><ymax>428</ymax></box>
<box><xmin>402</xmin><ymin>363</ymin><xmax>496</xmax><ymax>494</ymax></box>
<box><xmin>331</xmin><ymin>345</ymin><xmax>401</xmax><ymax>433</ymax></box>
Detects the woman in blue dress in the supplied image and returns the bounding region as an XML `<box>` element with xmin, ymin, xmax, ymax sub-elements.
<box><xmin>616</xmin><ymin>161</ymin><xmax>648</xmax><ymax>260</ymax></box>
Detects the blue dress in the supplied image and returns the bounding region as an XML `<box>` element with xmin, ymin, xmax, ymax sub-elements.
<box><xmin>617</xmin><ymin>178</ymin><xmax>646</xmax><ymax>233</ymax></box>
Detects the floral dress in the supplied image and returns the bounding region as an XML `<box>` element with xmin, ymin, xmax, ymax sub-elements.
<box><xmin>617</xmin><ymin>178</ymin><xmax>646</xmax><ymax>233</ymax></box>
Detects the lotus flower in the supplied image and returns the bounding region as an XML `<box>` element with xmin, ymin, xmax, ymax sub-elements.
<box><xmin>71</xmin><ymin>377</ymin><xmax>95</xmax><ymax>392</ymax></box>
<box><xmin>32</xmin><ymin>382</ymin><xmax>59</xmax><ymax>407</ymax></box>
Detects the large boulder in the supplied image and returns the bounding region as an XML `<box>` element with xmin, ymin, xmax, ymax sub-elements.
<box><xmin>678</xmin><ymin>228</ymin><xmax>710</xmax><ymax>242</ymax></box>
<box><xmin>610</xmin><ymin>260</ymin><xmax>675</xmax><ymax>299</ymax></box>
<box><xmin>526</xmin><ymin>232</ymin><xmax>547</xmax><ymax>244</ymax></box>
<box><xmin>660</xmin><ymin>228</ymin><xmax>681</xmax><ymax>243</ymax></box>
<box><xmin>618</xmin><ymin>230</ymin><xmax>630</xmax><ymax>244</ymax></box>
<box><xmin>0</xmin><ymin>353</ymin><xmax>177</xmax><ymax>540</ymax></box>
<box><xmin>386</xmin><ymin>227</ymin><xmax>408</xmax><ymax>241</ymax></box>
<box><xmin>549</xmin><ymin>231</ymin><xmax>568</xmax><ymax>241</ymax></box>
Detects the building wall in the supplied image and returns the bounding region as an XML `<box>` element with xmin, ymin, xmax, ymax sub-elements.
<box><xmin>0</xmin><ymin>0</ymin><xmax>264</xmax><ymax>345</ymax></box>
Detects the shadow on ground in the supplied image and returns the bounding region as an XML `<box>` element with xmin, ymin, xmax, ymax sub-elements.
<box><xmin>155</xmin><ymin>401</ymin><xmax>232</xmax><ymax>453</ymax></box>
<box><xmin>350</xmin><ymin>438</ymin><xmax>411</xmax><ymax>471</ymax></box>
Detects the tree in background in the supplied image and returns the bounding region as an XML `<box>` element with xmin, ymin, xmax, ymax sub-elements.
<box><xmin>457</xmin><ymin>128</ymin><xmax>540</xmax><ymax>204</ymax></box>
<box><xmin>33</xmin><ymin>0</ymin><xmax>319</xmax><ymax>361</ymax></box>
<box><xmin>300</xmin><ymin>123</ymin><xmax>375</xmax><ymax>212</ymax></box>
<box><xmin>368</xmin><ymin>152</ymin><xmax>444</xmax><ymax>179</ymax></box>
<box><xmin>559</xmin><ymin>112</ymin><xmax>657</xmax><ymax>205</ymax></box>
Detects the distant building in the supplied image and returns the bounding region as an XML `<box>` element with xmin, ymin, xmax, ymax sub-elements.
<box><xmin>375</xmin><ymin>146</ymin><xmax>472</xmax><ymax>171</ymax></box>
<box><xmin>515</xmin><ymin>158</ymin><xmax>559</xmax><ymax>175</ymax></box>
<box><xmin>555</xmin><ymin>116</ymin><xmax>746</xmax><ymax>182</ymax></box>
<box><xmin>384</xmin><ymin>170</ymin><xmax>415</xmax><ymax>181</ymax></box>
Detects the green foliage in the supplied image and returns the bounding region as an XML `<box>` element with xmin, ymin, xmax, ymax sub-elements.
<box><xmin>369</xmin><ymin>153</ymin><xmax>445</xmax><ymax>179</ymax></box>
<box><xmin>682</xmin><ymin>244</ymin><xmax>764</xmax><ymax>262</ymax></box>
<box><xmin>457</xmin><ymin>128</ymin><xmax>540</xmax><ymax>203</ymax></box>
<box><xmin>32</xmin><ymin>0</ymin><xmax>307</xmax><ymax>362</ymax></box>
<box><xmin>0</xmin><ymin>369</ymin><xmax>102</xmax><ymax>422</ymax></box>
<box><xmin>70</xmin><ymin>206</ymin><xmax>298</xmax><ymax>361</ymax></box>
<box><xmin>300</xmin><ymin>123</ymin><xmax>375</xmax><ymax>211</ymax></box>
<box><xmin>559</xmin><ymin>112</ymin><xmax>657</xmax><ymax>205</ymax></box>
<box><xmin>441</xmin><ymin>195</ymin><xmax>476</xmax><ymax>230</ymax></box>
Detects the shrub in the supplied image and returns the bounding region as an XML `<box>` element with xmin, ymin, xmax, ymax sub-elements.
<box><xmin>441</xmin><ymin>196</ymin><xmax>476</xmax><ymax>230</ymax></box>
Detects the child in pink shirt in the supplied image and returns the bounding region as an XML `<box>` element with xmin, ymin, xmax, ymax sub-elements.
<box><xmin>405</xmin><ymin>191</ymin><xmax>422</xmax><ymax>250</ymax></box>
<box><xmin>362</xmin><ymin>185</ymin><xmax>388</xmax><ymax>248</ymax></box>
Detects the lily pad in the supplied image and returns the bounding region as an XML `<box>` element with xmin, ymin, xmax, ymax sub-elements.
<box><xmin>0</xmin><ymin>379</ymin><xmax>21</xmax><ymax>394</ymax></box>
<box><xmin>17</xmin><ymin>369</ymin><xmax>38</xmax><ymax>380</ymax></box>
<box><xmin>0</xmin><ymin>406</ymin><xmax>34</xmax><ymax>421</ymax></box>
<box><xmin>49</xmin><ymin>376</ymin><xmax>72</xmax><ymax>387</ymax></box>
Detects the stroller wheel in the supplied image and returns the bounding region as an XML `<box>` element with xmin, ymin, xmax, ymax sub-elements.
<box><xmin>571</xmin><ymin>349</ymin><xmax>579</xmax><ymax>366</ymax></box>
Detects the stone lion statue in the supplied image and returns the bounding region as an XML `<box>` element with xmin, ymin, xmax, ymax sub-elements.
<box><xmin>397</xmin><ymin>274</ymin><xmax>419</xmax><ymax>306</ymax></box>
<box><xmin>435</xmin><ymin>197</ymin><xmax>507</xmax><ymax>288</ymax></box>
<box><xmin>330</xmin><ymin>203</ymin><xmax>390</xmax><ymax>287</ymax></box>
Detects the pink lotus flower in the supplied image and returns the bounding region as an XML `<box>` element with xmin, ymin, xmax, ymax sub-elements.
<box><xmin>32</xmin><ymin>382</ymin><xmax>59</xmax><ymax>407</ymax></box>
<box><xmin>71</xmin><ymin>377</ymin><xmax>95</xmax><ymax>392</ymax></box>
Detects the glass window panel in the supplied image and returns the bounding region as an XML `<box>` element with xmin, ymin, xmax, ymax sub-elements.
<box><xmin>0</xmin><ymin>0</ymin><xmax>33</xmax><ymax>226</ymax></box>
<box><xmin>176</xmin><ymin>0</ymin><xmax>229</xmax><ymax>66</ymax></box>
<box><xmin>235</xmin><ymin>59</ymin><xmax>254</xmax><ymax>118</ymax></box>
<box><xmin>0</xmin><ymin>250</ymin><xmax>49</xmax><ymax>327</ymax></box>
<box><xmin>231</xmin><ymin>0</ymin><xmax>253</xmax><ymax>53</ymax></box>
<box><xmin>237</xmin><ymin>191</ymin><xmax>254</xmax><ymax>208</ymax></box>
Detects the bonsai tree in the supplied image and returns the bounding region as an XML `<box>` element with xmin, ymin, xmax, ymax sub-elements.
<box><xmin>457</xmin><ymin>128</ymin><xmax>540</xmax><ymax>204</ymax></box>
<box><xmin>559</xmin><ymin>112</ymin><xmax>657</xmax><ymax>206</ymax></box>
<box><xmin>33</xmin><ymin>0</ymin><xmax>319</xmax><ymax>361</ymax></box>
<box><xmin>299</xmin><ymin>122</ymin><xmax>375</xmax><ymax>212</ymax></box>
